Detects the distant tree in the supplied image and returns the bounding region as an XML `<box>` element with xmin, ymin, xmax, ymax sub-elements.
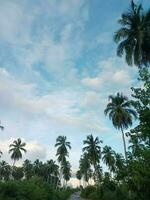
<box><xmin>55</xmin><ymin>136</ymin><xmax>71</xmax><ymax>186</ymax></box>
<box><xmin>62</xmin><ymin>160</ymin><xmax>71</xmax><ymax>186</ymax></box>
<box><xmin>83</xmin><ymin>134</ymin><xmax>102</xmax><ymax>173</ymax></box>
<box><xmin>33</xmin><ymin>159</ymin><xmax>43</xmax><ymax>177</ymax></box>
<box><xmin>12</xmin><ymin>167</ymin><xmax>24</xmax><ymax>180</ymax></box>
<box><xmin>9</xmin><ymin>138</ymin><xmax>26</xmax><ymax>167</ymax></box>
<box><xmin>23</xmin><ymin>159</ymin><xmax>33</xmax><ymax>180</ymax></box>
<box><xmin>0</xmin><ymin>161</ymin><xmax>11</xmax><ymax>181</ymax></box>
<box><xmin>79</xmin><ymin>153</ymin><xmax>92</xmax><ymax>186</ymax></box>
<box><xmin>0</xmin><ymin>121</ymin><xmax>4</xmax><ymax>158</ymax></box>
<box><xmin>76</xmin><ymin>170</ymin><xmax>82</xmax><ymax>186</ymax></box>
<box><xmin>43</xmin><ymin>160</ymin><xmax>59</xmax><ymax>185</ymax></box>
<box><xmin>114</xmin><ymin>0</ymin><xmax>150</xmax><ymax>67</ymax></box>
<box><xmin>114</xmin><ymin>153</ymin><xmax>126</xmax><ymax>182</ymax></box>
<box><xmin>102</xmin><ymin>146</ymin><xmax>115</xmax><ymax>173</ymax></box>
<box><xmin>104</xmin><ymin>93</ymin><xmax>137</xmax><ymax>160</ymax></box>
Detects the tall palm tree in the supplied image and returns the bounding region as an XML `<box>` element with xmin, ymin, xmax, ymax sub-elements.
<box><xmin>102</xmin><ymin>146</ymin><xmax>115</xmax><ymax>173</ymax></box>
<box><xmin>9</xmin><ymin>138</ymin><xmax>27</xmax><ymax>167</ymax></box>
<box><xmin>104</xmin><ymin>93</ymin><xmax>137</xmax><ymax>161</ymax></box>
<box><xmin>62</xmin><ymin>160</ymin><xmax>71</xmax><ymax>187</ymax></box>
<box><xmin>114</xmin><ymin>0</ymin><xmax>150</xmax><ymax>67</ymax></box>
<box><xmin>79</xmin><ymin>153</ymin><xmax>92</xmax><ymax>186</ymax></box>
<box><xmin>83</xmin><ymin>134</ymin><xmax>102</xmax><ymax>172</ymax></box>
<box><xmin>55</xmin><ymin>136</ymin><xmax>71</xmax><ymax>163</ymax></box>
<box><xmin>55</xmin><ymin>136</ymin><xmax>71</xmax><ymax>186</ymax></box>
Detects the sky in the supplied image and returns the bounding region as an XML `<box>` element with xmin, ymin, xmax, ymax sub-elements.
<box><xmin>0</xmin><ymin>0</ymin><xmax>149</xmax><ymax>186</ymax></box>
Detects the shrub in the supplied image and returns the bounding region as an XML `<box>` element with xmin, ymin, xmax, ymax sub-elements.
<box><xmin>0</xmin><ymin>178</ymin><xmax>72</xmax><ymax>200</ymax></box>
<box><xmin>81</xmin><ymin>185</ymin><xmax>96</xmax><ymax>198</ymax></box>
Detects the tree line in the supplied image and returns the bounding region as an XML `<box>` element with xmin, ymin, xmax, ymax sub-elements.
<box><xmin>0</xmin><ymin>136</ymin><xmax>72</xmax><ymax>188</ymax></box>
<box><xmin>79</xmin><ymin>1</ymin><xmax>150</xmax><ymax>199</ymax></box>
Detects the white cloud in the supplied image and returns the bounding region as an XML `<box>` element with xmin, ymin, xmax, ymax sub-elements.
<box><xmin>112</xmin><ymin>69</ymin><xmax>130</xmax><ymax>83</ymax></box>
<box><xmin>0</xmin><ymin>138</ymin><xmax>46</xmax><ymax>164</ymax></box>
<box><xmin>0</xmin><ymin>68</ymin><xmax>108</xmax><ymax>134</ymax></box>
<box><xmin>82</xmin><ymin>77</ymin><xmax>102</xmax><ymax>88</ymax></box>
<box><xmin>82</xmin><ymin>57</ymin><xmax>138</xmax><ymax>92</ymax></box>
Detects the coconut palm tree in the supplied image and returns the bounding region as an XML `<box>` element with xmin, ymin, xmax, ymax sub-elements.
<box><xmin>62</xmin><ymin>160</ymin><xmax>71</xmax><ymax>187</ymax></box>
<box><xmin>115</xmin><ymin>153</ymin><xmax>125</xmax><ymax>171</ymax></box>
<box><xmin>104</xmin><ymin>93</ymin><xmax>137</xmax><ymax>161</ymax></box>
<box><xmin>114</xmin><ymin>153</ymin><xmax>126</xmax><ymax>182</ymax></box>
<box><xmin>55</xmin><ymin>136</ymin><xmax>71</xmax><ymax>186</ymax></box>
<box><xmin>33</xmin><ymin>159</ymin><xmax>43</xmax><ymax>177</ymax></box>
<box><xmin>0</xmin><ymin>160</ymin><xmax>11</xmax><ymax>181</ymax></box>
<box><xmin>128</xmin><ymin>135</ymin><xmax>144</xmax><ymax>158</ymax></box>
<box><xmin>55</xmin><ymin>136</ymin><xmax>71</xmax><ymax>163</ymax></box>
<box><xmin>79</xmin><ymin>153</ymin><xmax>92</xmax><ymax>186</ymax></box>
<box><xmin>9</xmin><ymin>138</ymin><xmax>27</xmax><ymax>167</ymax></box>
<box><xmin>76</xmin><ymin>170</ymin><xmax>82</xmax><ymax>186</ymax></box>
<box><xmin>12</xmin><ymin>166</ymin><xmax>24</xmax><ymax>180</ymax></box>
<box><xmin>83</xmin><ymin>134</ymin><xmax>102</xmax><ymax>172</ymax></box>
<box><xmin>114</xmin><ymin>0</ymin><xmax>150</xmax><ymax>67</ymax></box>
<box><xmin>47</xmin><ymin>160</ymin><xmax>59</xmax><ymax>176</ymax></box>
<box><xmin>23</xmin><ymin>159</ymin><xmax>33</xmax><ymax>180</ymax></box>
<box><xmin>45</xmin><ymin>160</ymin><xmax>59</xmax><ymax>184</ymax></box>
<box><xmin>102</xmin><ymin>146</ymin><xmax>115</xmax><ymax>173</ymax></box>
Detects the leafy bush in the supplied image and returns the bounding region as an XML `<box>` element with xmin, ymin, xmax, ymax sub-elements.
<box><xmin>81</xmin><ymin>185</ymin><xmax>96</xmax><ymax>198</ymax></box>
<box><xmin>80</xmin><ymin>184</ymin><xmax>131</xmax><ymax>200</ymax></box>
<box><xmin>0</xmin><ymin>177</ymin><xmax>72</xmax><ymax>200</ymax></box>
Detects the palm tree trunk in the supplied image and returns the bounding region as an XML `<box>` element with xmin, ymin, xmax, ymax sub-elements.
<box><xmin>121</xmin><ymin>126</ymin><xmax>127</xmax><ymax>161</ymax></box>
<box><xmin>11</xmin><ymin>159</ymin><xmax>16</xmax><ymax>180</ymax></box>
<box><xmin>12</xmin><ymin>160</ymin><xmax>16</xmax><ymax>167</ymax></box>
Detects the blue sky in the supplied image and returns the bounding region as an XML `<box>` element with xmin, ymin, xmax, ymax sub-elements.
<box><xmin>0</xmin><ymin>0</ymin><xmax>149</xmax><ymax>186</ymax></box>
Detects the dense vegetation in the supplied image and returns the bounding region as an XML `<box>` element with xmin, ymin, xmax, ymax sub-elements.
<box><xmin>79</xmin><ymin>1</ymin><xmax>150</xmax><ymax>199</ymax></box>
<box><xmin>0</xmin><ymin>177</ymin><xmax>72</xmax><ymax>200</ymax></box>
<box><xmin>79</xmin><ymin>67</ymin><xmax>150</xmax><ymax>200</ymax></box>
<box><xmin>0</xmin><ymin>136</ymin><xmax>73</xmax><ymax>199</ymax></box>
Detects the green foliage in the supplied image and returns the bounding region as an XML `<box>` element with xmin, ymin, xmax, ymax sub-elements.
<box><xmin>12</xmin><ymin>167</ymin><xmax>24</xmax><ymax>180</ymax></box>
<box><xmin>81</xmin><ymin>185</ymin><xmax>96</xmax><ymax>198</ymax></box>
<box><xmin>55</xmin><ymin>136</ymin><xmax>71</xmax><ymax>186</ymax></box>
<box><xmin>79</xmin><ymin>67</ymin><xmax>150</xmax><ymax>200</ymax></box>
<box><xmin>114</xmin><ymin>1</ymin><xmax>150</xmax><ymax>67</ymax></box>
<box><xmin>0</xmin><ymin>177</ymin><xmax>72</xmax><ymax>200</ymax></box>
<box><xmin>81</xmin><ymin>183</ymin><xmax>130</xmax><ymax>200</ymax></box>
<box><xmin>9</xmin><ymin>138</ymin><xmax>26</xmax><ymax>165</ymax></box>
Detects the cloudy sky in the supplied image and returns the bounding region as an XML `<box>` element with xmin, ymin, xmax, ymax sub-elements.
<box><xmin>0</xmin><ymin>0</ymin><xmax>149</xmax><ymax>185</ymax></box>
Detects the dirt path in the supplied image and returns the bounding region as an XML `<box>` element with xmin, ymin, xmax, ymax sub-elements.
<box><xmin>69</xmin><ymin>192</ymin><xmax>85</xmax><ymax>200</ymax></box>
